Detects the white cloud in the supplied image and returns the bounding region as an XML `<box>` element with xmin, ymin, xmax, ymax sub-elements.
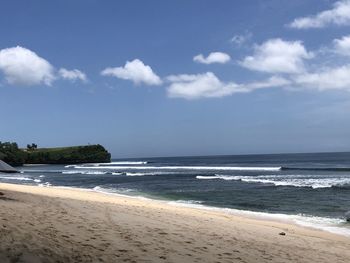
<box><xmin>59</xmin><ymin>68</ymin><xmax>87</xmax><ymax>82</ymax></box>
<box><xmin>193</xmin><ymin>52</ymin><xmax>231</xmax><ymax>64</ymax></box>
<box><xmin>231</xmin><ymin>32</ymin><xmax>252</xmax><ymax>46</ymax></box>
<box><xmin>289</xmin><ymin>0</ymin><xmax>350</xmax><ymax>29</ymax></box>
<box><xmin>101</xmin><ymin>59</ymin><xmax>162</xmax><ymax>86</ymax></box>
<box><xmin>294</xmin><ymin>65</ymin><xmax>350</xmax><ymax>90</ymax></box>
<box><xmin>166</xmin><ymin>72</ymin><xmax>289</xmax><ymax>100</ymax></box>
<box><xmin>0</xmin><ymin>46</ymin><xmax>55</xmax><ymax>86</ymax></box>
<box><xmin>334</xmin><ymin>35</ymin><xmax>350</xmax><ymax>56</ymax></box>
<box><xmin>166</xmin><ymin>64</ymin><xmax>350</xmax><ymax>100</ymax></box>
<box><xmin>240</xmin><ymin>38</ymin><xmax>313</xmax><ymax>74</ymax></box>
<box><xmin>167</xmin><ymin>72</ymin><xmax>238</xmax><ymax>99</ymax></box>
<box><xmin>244</xmin><ymin>76</ymin><xmax>291</xmax><ymax>90</ymax></box>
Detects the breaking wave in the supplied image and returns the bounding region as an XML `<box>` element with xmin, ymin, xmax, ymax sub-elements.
<box><xmin>0</xmin><ymin>175</ymin><xmax>34</xmax><ymax>181</ymax></box>
<box><xmin>282</xmin><ymin>167</ymin><xmax>350</xmax><ymax>172</ymax></box>
<box><xmin>125</xmin><ymin>171</ymin><xmax>183</xmax><ymax>176</ymax></box>
<box><xmin>196</xmin><ymin>174</ymin><xmax>350</xmax><ymax>189</ymax></box>
<box><xmin>65</xmin><ymin>161</ymin><xmax>148</xmax><ymax>168</ymax></box>
<box><xmin>62</xmin><ymin>170</ymin><xmax>108</xmax><ymax>175</ymax></box>
<box><xmin>72</xmin><ymin>165</ymin><xmax>282</xmax><ymax>171</ymax></box>
<box><xmin>21</xmin><ymin>169</ymin><xmax>110</xmax><ymax>175</ymax></box>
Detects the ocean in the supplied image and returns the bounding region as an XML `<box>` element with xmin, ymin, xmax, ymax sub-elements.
<box><xmin>1</xmin><ymin>152</ymin><xmax>350</xmax><ymax>236</ymax></box>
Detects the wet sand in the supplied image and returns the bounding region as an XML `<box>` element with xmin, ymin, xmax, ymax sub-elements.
<box><xmin>0</xmin><ymin>183</ymin><xmax>349</xmax><ymax>263</ymax></box>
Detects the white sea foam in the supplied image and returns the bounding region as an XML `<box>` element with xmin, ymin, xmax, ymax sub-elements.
<box><xmin>33</xmin><ymin>179</ymin><xmax>42</xmax><ymax>183</ymax></box>
<box><xmin>196</xmin><ymin>174</ymin><xmax>350</xmax><ymax>189</ymax></box>
<box><xmin>62</xmin><ymin>170</ymin><xmax>108</xmax><ymax>175</ymax></box>
<box><xmin>23</xmin><ymin>169</ymin><xmax>107</xmax><ymax>175</ymax></box>
<box><xmin>21</xmin><ymin>169</ymin><xmax>64</xmax><ymax>173</ymax></box>
<box><xmin>83</xmin><ymin>171</ymin><xmax>108</xmax><ymax>175</ymax></box>
<box><xmin>196</xmin><ymin>175</ymin><xmax>231</xmax><ymax>180</ymax></box>
<box><xmin>168</xmin><ymin>200</ymin><xmax>204</xmax><ymax>205</ymax></box>
<box><xmin>92</xmin><ymin>186</ymin><xmax>109</xmax><ymax>192</ymax></box>
<box><xmin>0</xmin><ymin>175</ymin><xmax>33</xmax><ymax>181</ymax></box>
<box><xmin>62</xmin><ymin>171</ymin><xmax>82</xmax><ymax>174</ymax></box>
<box><xmin>38</xmin><ymin>182</ymin><xmax>52</xmax><ymax>187</ymax></box>
<box><xmin>73</xmin><ymin>165</ymin><xmax>282</xmax><ymax>171</ymax></box>
<box><xmin>65</xmin><ymin>161</ymin><xmax>148</xmax><ymax>168</ymax></box>
<box><xmin>92</xmin><ymin>186</ymin><xmax>136</xmax><ymax>194</ymax></box>
<box><xmin>126</xmin><ymin>172</ymin><xmax>148</xmax><ymax>176</ymax></box>
<box><xmin>23</xmin><ymin>164</ymin><xmax>47</xmax><ymax>166</ymax></box>
<box><xmin>96</xmin><ymin>161</ymin><xmax>148</xmax><ymax>165</ymax></box>
<box><xmin>125</xmin><ymin>171</ymin><xmax>181</xmax><ymax>176</ymax></box>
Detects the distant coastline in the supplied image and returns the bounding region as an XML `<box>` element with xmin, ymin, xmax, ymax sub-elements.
<box><xmin>0</xmin><ymin>142</ymin><xmax>111</xmax><ymax>166</ymax></box>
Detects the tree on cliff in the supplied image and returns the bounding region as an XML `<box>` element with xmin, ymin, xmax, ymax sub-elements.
<box><xmin>0</xmin><ymin>142</ymin><xmax>27</xmax><ymax>166</ymax></box>
<box><xmin>27</xmin><ymin>143</ymin><xmax>38</xmax><ymax>151</ymax></box>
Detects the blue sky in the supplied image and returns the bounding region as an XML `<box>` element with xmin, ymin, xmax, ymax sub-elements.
<box><xmin>1</xmin><ymin>0</ymin><xmax>350</xmax><ymax>158</ymax></box>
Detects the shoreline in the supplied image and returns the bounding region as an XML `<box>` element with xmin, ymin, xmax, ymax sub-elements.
<box><xmin>5</xmin><ymin>181</ymin><xmax>350</xmax><ymax>238</ymax></box>
<box><xmin>0</xmin><ymin>183</ymin><xmax>350</xmax><ymax>239</ymax></box>
<box><xmin>1</xmin><ymin>183</ymin><xmax>350</xmax><ymax>262</ymax></box>
<box><xmin>64</xmin><ymin>184</ymin><xmax>350</xmax><ymax>238</ymax></box>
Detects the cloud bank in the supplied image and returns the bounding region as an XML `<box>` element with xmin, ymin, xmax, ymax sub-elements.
<box><xmin>289</xmin><ymin>0</ymin><xmax>350</xmax><ymax>29</ymax></box>
<box><xmin>101</xmin><ymin>59</ymin><xmax>162</xmax><ymax>86</ymax></box>
<box><xmin>166</xmin><ymin>72</ymin><xmax>290</xmax><ymax>100</ymax></box>
<box><xmin>2</xmin><ymin>33</ymin><xmax>349</xmax><ymax>100</ymax></box>
<box><xmin>168</xmin><ymin>33</ymin><xmax>350</xmax><ymax>100</ymax></box>
<box><xmin>294</xmin><ymin>65</ymin><xmax>350</xmax><ymax>91</ymax></box>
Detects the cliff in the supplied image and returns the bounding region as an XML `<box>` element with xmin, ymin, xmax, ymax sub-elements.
<box><xmin>25</xmin><ymin>145</ymin><xmax>111</xmax><ymax>164</ymax></box>
<box><xmin>0</xmin><ymin>142</ymin><xmax>111</xmax><ymax>166</ymax></box>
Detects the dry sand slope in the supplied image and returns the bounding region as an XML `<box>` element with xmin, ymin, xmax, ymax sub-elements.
<box><xmin>0</xmin><ymin>183</ymin><xmax>350</xmax><ymax>263</ymax></box>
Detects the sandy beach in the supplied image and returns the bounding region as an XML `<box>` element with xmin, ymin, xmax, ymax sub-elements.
<box><xmin>0</xmin><ymin>183</ymin><xmax>349</xmax><ymax>263</ymax></box>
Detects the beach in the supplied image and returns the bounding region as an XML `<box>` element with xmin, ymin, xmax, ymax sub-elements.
<box><xmin>0</xmin><ymin>183</ymin><xmax>349</xmax><ymax>263</ymax></box>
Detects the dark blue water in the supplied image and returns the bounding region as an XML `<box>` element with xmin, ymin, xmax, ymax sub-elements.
<box><xmin>1</xmin><ymin>152</ymin><xmax>350</xmax><ymax>235</ymax></box>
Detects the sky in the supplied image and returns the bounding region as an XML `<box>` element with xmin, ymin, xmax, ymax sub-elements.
<box><xmin>1</xmin><ymin>0</ymin><xmax>350</xmax><ymax>158</ymax></box>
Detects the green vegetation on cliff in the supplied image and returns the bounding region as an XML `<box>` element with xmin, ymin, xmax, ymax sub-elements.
<box><xmin>0</xmin><ymin>142</ymin><xmax>111</xmax><ymax>166</ymax></box>
<box><xmin>26</xmin><ymin>145</ymin><xmax>111</xmax><ymax>164</ymax></box>
<box><xmin>0</xmin><ymin>142</ymin><xmax>27</xmax><ymax>166</ymax></box>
